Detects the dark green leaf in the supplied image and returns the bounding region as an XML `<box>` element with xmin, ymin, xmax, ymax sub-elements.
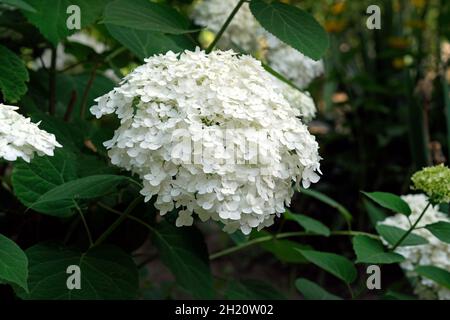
<box><xmin>0</xmin><ymin>45</ymin><xmax>29</xmax><ymax>102</ymax></box>
<box><xmin>363</xmin><ymin>198</ymin><xmax>387</xmax><ymax>227</ymax></box>
<box><xmin>22</xmin><ymin>0</ymin><xmax>108</xmax><ymax>46</ymax></box>
<box><xmin>151</xmin><ymin>221</ymin><xmax>214</xmax><ymax>299</ymax></box>
<box><xmin>250</xmin><ymin>0</ymin><xmax>328</xmax><ymax>60</ymax></box>
<box><xmin>106</xmin><ymin>24</ymin><xmax>193</xmax><ymax>60</ymax></box>
<box><xmin>352</xmin><ymin>235</ymin><xmax>404</xmax><ymax>264</ymax></box>
<box><xmin>415</xmin><ymin>265</ymin><xmax>450</xmax><ymax>289</ymax></box>
<box><xmin>225</xmin><ymin>280</ymin><xmax>285</xmax><ymax>300</ymax></box>
<box><xmin>376</xmin><ymin>224</ymin><xmax>428</xmax><ymax>247</ymax></box>
<box><xmin>103</xmin><ymin>0</ymin><xmax>195</xmax><ymax>34</ymax></box>
<box><xmin>17</xmin><ymin>243</ymin><xmax>138</xmax><ymax>299</ymax></box>
<box><xmin>285</xmin><ymin>210</ymin><xmax>330</xmax><ymax>236</ymax></box>
<box><xmin>28</xmin><ymin>175</ymin><xmax>129</xmax><ymax>213</ymax></box>
<box><xmin>12</xmin><ymin>149</ymin><xmax>78</xmax><ymax>217</ymax></box>
<box><xmin>260</xmin><ymin>239</ymin><xmax>311</xmax><ymax>263</ymax></box>
<box><xmin>297</xmin><ymin>249</ymin><xmax>357</xmax><ymax>284</ymax></box>
<box><xmin>295</xmin><ymin>278</ymin><xmax>342</xmax><ymax>300</ymax></box>
<box><xmin>425</xmin><ymin>221</ymin><xmax>450</xmax><ymax>243</ymax></box>
<box><xmin>0</xmin><ymin>234</ymin><xmax>28</xmax><ymax>291</ymax></box>
<box><xmin>362</xmin><ymin>191</ymin><xmax>411</xmax><ymax>216</ymax></box>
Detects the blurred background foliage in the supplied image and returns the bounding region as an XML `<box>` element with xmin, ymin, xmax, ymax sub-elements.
<box><xmin>0</xmin><ymin>0</ymin><xmax>449</xmax><ymax>300</ymax></box>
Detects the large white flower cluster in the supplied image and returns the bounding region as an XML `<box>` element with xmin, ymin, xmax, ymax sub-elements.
<box><xmin>191</xmin><ymin>0</ymin><xmax>324</xmax><ymax>89</ymax></box>
<box><xmin>0</xmin><ymin>104</ymin><xmax>61</xmax><ymax>162</ymax></box>
<box><xmin>379</xmin><ymin>194</ymin><xmax>450</xmax><ymax>300</ymax></box>
<box><xmin>273</xmin><ymin>80</ymin><xmax>317</xmax><ymax>122</ymax></box>
<box><xmin>91</xmin><ymin>49</ymin><xmax>321</xmax><ymax>234</ymax></box>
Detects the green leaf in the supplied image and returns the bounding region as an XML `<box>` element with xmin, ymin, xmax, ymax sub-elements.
<box><xmin>285</xmin><ymin>210</ymin><xmax>330</xmax><ymax>236</ymax></box>
<box><xmin>297</xmin><ymin>249</ymin><xmax>357</xmax><ymax>284</ymax></box>
<box><xmin>363</xmin><ymin>198</ymin><xmax>387</xmax><ymax>227</ymax></box>
<box><xmin>362</xmin><ymin>191</ymin><xmax>411</xmax><ymax>216</ymax></box>
<box><xmin>425</xmin><ymin>221</ymin><xmax>450</xmax><ymax>243</ymax></box>
<box><xmin>151</xmin><ymin>221</ymin><xmax>214</xmax><ymax>299</ymax></box>
<box><xmin>17</xmin><ymin>243</ymin><xmax>138</xmax><ymax>299</ymax></box>
<box><xmin>102</xmin><ymin>0</ymin><xmax>195</xmax><ymax>34</ymax></box>
<box><xmin>0</xmin><ymin>234</ymin><xmax>28</xmax><ymax>292</ymax></box>
<box><xmin>22</xmin><ymin>0</ymin><xmax>108</xmax><ymax>46</ymax></box>
<box><xmin>0</xmin><ymin>45</ymin><xmax>29</xmax><ymax>102</ymax></box>
<box><xmin>299</xmin><ymin>188</ymin><xmax>352</xmax><ymax>223</ymax></box>
<box><xmin>376</xmin><ymin>224</ymin><xmax>428</xmax><ymax>247</ymax></box>
<box><xmin>415</xmin><ymin>265</ymin><xmax>450</xmax><ymax>289</ymax></box>
<box><xmin>260</xmin><ymin>239</ymin><xmax>311</xmax><ymax>263</ymax></box>
<box><xmin>249</xmin><ymin>0</ymin><xmax>328</xmax><ymax>60</ymax></box>
<box><xmin>225</xmin><ymin>280</ymin><xmax>285</xmax><ymax>300</ymax></box>
<box><xmin>12</xmin><ymin>149</ymin><xmax>78</xmax><ymax>217</ymax></box>
<box><xmin>295</xmin><ymin>278</ymin><xmax>342</xmax><ymax>300</ymax></box>
<box><xmin>106</xmin><ymin>24</ymin><xmax>193</xmax><ymax>60</ymax></box>
<box><xmin>352</xmin><ymin>235</ymin><xmax>404</xmax><ymax>264</ymax></box>
<box><xmin>28</xmin><ymin>175</ymin><xmax>129</xmax><ymax>214</ymax></box>
<box><xmin>0</xmin><ymin>0</ymin><xmax>36</xmax><ymax>12</ymax></box>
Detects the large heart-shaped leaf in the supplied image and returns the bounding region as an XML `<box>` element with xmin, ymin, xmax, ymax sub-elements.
<box><xmin>151</xmin><ymin>221</ymin><xmax>214</xmax><ymax>299</ymax></box>
<box><xmin>17</xmin><ymin>243</ymin><xmax>138</xmax><ymax>299</ymax></box>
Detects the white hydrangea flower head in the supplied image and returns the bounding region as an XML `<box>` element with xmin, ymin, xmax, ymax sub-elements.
<box><xmin>379</xmin><ymin>194</ymin><xmax>450</xmax><ymax>300</ymax></box>
<box><xmin>90</xmin><ymin>49</ymin><xmax>321</xmax><ymax>235</ymax></box>
<box><xmin>0</xmin><ymin>104</ymin><xmax>62</xmax><ymax>162</ymax></box>
<box><xmin>191</xmin><ymin>0</ymin><xmax>262</xmax><ymax>52</ymax></box>
<box><xmin>273</xmin><ymin>78</ymin><xmax>317</xmax><ymax>122</ymax></box>
<box><xmin>265</xmin><ymin>34</ymin><xmax>324</xmax><ymax>89</ymax></box>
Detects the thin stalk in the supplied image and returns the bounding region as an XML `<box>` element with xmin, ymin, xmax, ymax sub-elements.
<box><xmin>73</xmin><ymin>200</ymin><xmax>93</xmax><ymax>247</ymax></box>
<box><xmin>93</xmin><ymin>197</ymin><xmax>141</xmax><ymax>247</ymax></box>
<box><xmin>80</xmin><ymin>61</ymin><xmax>100</xmax><ymax>119</ymax></box>
<box><xmin>49</xmin><ymin>46</ymin><xmax>57</xmax><ymax>115</ymax></box>
<box><xmin>391</xmin><ymin>202</ymin><xmax>431</xmax><ymax>250</ymax></box>
<box><xmin>206</xmin><ymin>0</ymin><xmax>246</xmax><ymax>53</ymax></box>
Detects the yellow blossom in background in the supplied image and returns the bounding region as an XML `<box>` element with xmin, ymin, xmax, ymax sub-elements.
<box><xmin>330</xmin><ymin>1</ymin><xmax>346</xmax><ymax>15</ymax></box>
<box><xmin>388</xmin><ymin>36</ymin><xmax>410</xmax><ymax>49</ymax></box>
<box><xmin>324</xmin><ymin>19</ymin><xmax>347</xmax><ymax>33</ymax></box>
<box><xmin>411</xmin><ymin>0</ymin><xmax>426</xmax><ymax>9</ymax></box>
<box><xmin>405</xmin><ymin>19</ymin><xmax>426</xmax><ymax>30</ymax></box>
<box><xmin>392</xmin><ymin>58</ymin><xmax>405</xmax><ymax>69</ymax></box>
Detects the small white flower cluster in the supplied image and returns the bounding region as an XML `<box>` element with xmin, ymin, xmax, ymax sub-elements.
<box><xmin>91</xmin><ymin>49</ymin><xmax>321</xmax><ymax>234</ymax></box>
<box><xmin>379</xmin><ymin>194</ymin><xmax>450</xmax><ymax>300</ymax></box>
<box><xmin>0</xmin><ymin>104</ymin><xmax>61</xmax><ymax>162</ymax></box>
<box><xmin>190</xmin><ymin>0</ymin><xmax>262</xmax><ymax>52</ymax></box>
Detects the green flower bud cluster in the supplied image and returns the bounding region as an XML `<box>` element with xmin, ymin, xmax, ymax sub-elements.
<box><xmin>411</xmin><ymin>164</ymin><xmax>450</xmax><ymax>204</ymax></box>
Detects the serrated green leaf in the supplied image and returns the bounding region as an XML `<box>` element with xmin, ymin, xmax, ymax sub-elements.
<box><xmin>362</xmin><ymin>191</ymin><xmax>411</xmax><ymax>216</ymax></box>
<box><xmin>376</xmin><ymin>224</ymin><xmax>428</xmax><ymax>247</ymax></box>
<box><xmin>0</xmin><ymin>234</ymin><xmax>28</xmax><ymax>292</ymax></box>
<box><xmin>106</xmin><ymin>24</ymin><xmax>193</xmax><ymax>60</ymax></box>
<box><xmin>0</xmin><ymin>45</ymin><xmax>29</xmax><ymax>102</ymax></box>
<box><xmin>425</xmin><ymin>221</ymin><xmax>450</xmax><ymax>243</ymax></box>
<box><xmin>285</xmin><ymin>210</ymin><xmax>330</xmax><ymax>236</ymax></box>
<box><xmin>102</xmin><ymin>0</ymin><xmax>196</xmax><ymax>34</ymax></box>
<box><xmin>295</xmin><ymin>278</ymin><xmax>342</xmax><ymax>300</ymax></box>
<box><xmin>352</xmin><ymin>235</ymin><xmax>404</xmax><ymax>264</ymax></box>
<box><xmin>250</xmin><ymin>0</ymin><xmax>328</xmax><ymax>60</ymax></box>
<box><xmin>17</xmin><ymin>243</ymin><xmax>138</xmax><ymax>299</ymax></box>
<box><xmin>151</xmin><ymin>221</ymin><xmax>214</xmax><ymax>299</ymax></box>
<box><xmin>415</xmin><ymin>265</ymin><xmax>450</xmax><ymax>289</ymax></box>
<box><xmin>297</xmin><ymin>249</ymin><xmax>357</xmax><ymax>284</ymax></box>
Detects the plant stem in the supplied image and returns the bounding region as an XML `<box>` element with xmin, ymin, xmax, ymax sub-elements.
<box><xmin>49</xmin><ymin>46</ymin><xmax>57</xmax><ymax>115</ymax></box>
<box><xmin>210</xmin><ymin>230</ymin><xmax>379</xmax><ymax>260</ymax></box>
<box><xmin>80</xmin><ymin>61</ymin><xmax>100</xmax><ymax>119</ymax></box>
<box><xmin>391</xmin><ymin>202</ymin><xmax>431</xmax><ymax>251</ymax></box>
<box><xmin>205</xmin><ymin>0</ymin><xmax>246</xmax><ymax>53</ymax></box>
<box><xmin>73</xmin><ymin>200</ymin><xmax>93</xmax><ymax>247</ymax></box>
<box><xmin>93</xmin><ymin>197</ymin><xmax>141</xmax><ymax>247</ymax></box>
